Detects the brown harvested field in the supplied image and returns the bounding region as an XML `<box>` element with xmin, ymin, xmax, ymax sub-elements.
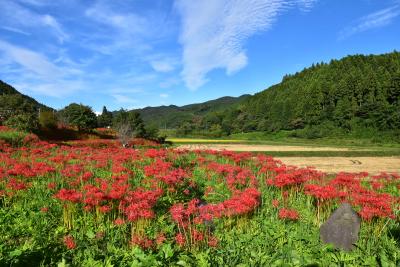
<box><xmin>178</xmin><ymin>144</ymin><xmax>367</xmax><ymax>151</ymax></box>
<box><xmin>275</xmin><ymin>157</ymin><xmax>400</xmax><ymax>174</ymax></box>
<box><xmin>178</xmin><ymin>144</ymin><xmax>400</xmax><ymax>174</ymax></box>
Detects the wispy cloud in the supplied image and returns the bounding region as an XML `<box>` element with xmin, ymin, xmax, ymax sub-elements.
<box><xmin>1</xmin><ymin>26</ymin><xmax>31</xmax><ymax>36</ymax></box>
<box><xmin>0</xmin><ymin>1</ymin><xmax>69</xmax><ymax>43</ymax></box>
<box><xmin>339</xmin><ymin>4</ymin><xmax>400</xmax><ymax>40</ymax></box>
<box><xmin>0</xmin><ymin>40</ymin><xmax>63</xmax><ymax>78</ymax></box>
<box><xmin>83</xmin><ymin>1</ymin><xmax>165</xmax><ymax>55</ymax></box>
<box><xmin>159</xmin><ymin>77</ymin><xmax>180</xmax><ymax>88</ymax></box>
<box><xmin>112</xmin><ymin>94</ymin><xmax>138</xmax><ymax>104</ymax></box>
<box><xmin>150</xmin><ymin>60</ymin><xmax>177</xmax><ymax>73</ymax></box>
<box><xmin>160</xmin><ymin>93</ymin><xmax>169</xmax><ymax>98</ymax></box>
<box><xmin>175</xmin><ymin>0</ymin><xmax>317</xmax><ymax>90</ymax></box>
<box><xmin>0</xmin><ymin>40</ymin><xmax>83</xmax><ymax>97</ymax></box>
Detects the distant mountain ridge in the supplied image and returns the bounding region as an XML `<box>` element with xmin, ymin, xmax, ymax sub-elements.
<box><xmin>135</xmin><ymin>94</ymin><xmax>251</xmax><ymax>128</ymax></box>
<box><xmin>132</xmin><ymin>51</ymin><xmax>400</xmax><ymax>137</ymax></box>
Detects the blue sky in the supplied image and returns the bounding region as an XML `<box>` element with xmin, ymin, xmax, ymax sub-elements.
<box><xmin>0</xmin><ymin>0</ymin><xmax>399</xmax><ymax>113</ymax></box>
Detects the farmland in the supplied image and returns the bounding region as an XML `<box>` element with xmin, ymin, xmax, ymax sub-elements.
<box><xmin>0</xmin><ymin>129</ymin><xmax>399</xmax><ymax>266</ymax></box>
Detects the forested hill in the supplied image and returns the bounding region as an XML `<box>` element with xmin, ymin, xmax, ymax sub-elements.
<box><xmin>135</xmin><ymin>94</ymin><xmax>251</xmax><ymax>129</ymax></box>
<box><xmin>154</xmin><ymin>51</ymin><xmax>399</xmax><ymax>137</ymax></box>
<box><xmin>229</xmin><ymin>51</ymin><xmax>400</xmax><ymax>134</ymax></box>
<box><xmin>0</xmin><ymin>80</ymin><xmax>51</xmax><ymax>113</ymax></box>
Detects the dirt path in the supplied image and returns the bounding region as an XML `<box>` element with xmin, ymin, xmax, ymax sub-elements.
<box><xmin>178</xmin><ymin>144</ymin><xmax>367</xmax><ymax>151</ymax></box>
<box><xmin>276</xmin><ymin>157</ymin><xmax>400</xmax><ymax>174</ymax></box>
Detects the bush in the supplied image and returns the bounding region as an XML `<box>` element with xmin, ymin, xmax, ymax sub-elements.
<box><xmin>59</xmin><ymin>103</ymin><xmax>97</xmax><ymax>131</ymax></box>
<box><xmin>5</xmin><ymin>113</ymin><xmax>39</xmax><ymax>132</ymax></box>
<box><xmin>0</xmin><ymin>130</ymin><xmax>26</xmax><ymax>147</ymax></box>
<box><xmin>39</xmin><ymin>110</ymin><xmax>57</xmax><ymax>129</ymax></box>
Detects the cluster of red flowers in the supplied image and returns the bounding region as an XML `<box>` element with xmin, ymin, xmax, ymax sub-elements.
<box><xmin>63</xmin><ymin>235</ymin><xmax>76</xmax><ymax>249</ymax></box>
<box><xmin>1</xmin><ymin>137</ymin><xmax>399</xmax><ymax>252</ymax></box>
<box><xmin>278</xmin><ymin>208</ymin><xmax>300</xmax><ymax>221</ymax></box>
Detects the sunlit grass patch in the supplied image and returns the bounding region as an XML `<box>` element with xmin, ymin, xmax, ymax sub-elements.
<box><xmin>167</xmin><ymin>138</ymin><xmax>243</xmax><ymax>144</ymax></box>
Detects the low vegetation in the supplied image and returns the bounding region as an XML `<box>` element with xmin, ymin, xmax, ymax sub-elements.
<box><xmin>0</xmin><ymin>136</ymin><xmax>399</xmax><ymax>266</ymax></box>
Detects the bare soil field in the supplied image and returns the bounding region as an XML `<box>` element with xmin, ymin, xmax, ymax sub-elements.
<box><xmin>178</xmin><ymin>144</ymin><xmax>366</xmax><ymax>151</ymax></box>
<box><xmin>178</xmin><ymin>144</ymin><xmax>400</xmax><ymax>174</ymax></box>
<box><xmin>275</xmin><ymin>157</ymin><xmax>400</xmax><ymax>174</ymax></box>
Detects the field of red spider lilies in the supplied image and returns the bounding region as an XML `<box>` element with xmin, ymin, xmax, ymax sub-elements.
<box><xmin>0</xmin><ymin>135</ymin><xmax>399</xmax><ymax>266</ymax></box>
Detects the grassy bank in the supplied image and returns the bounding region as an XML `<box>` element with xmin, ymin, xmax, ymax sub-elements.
<box><xmin>165</xmin><ymin>129</ymin><xmax>400</xmax><ymax>149</ymax></box>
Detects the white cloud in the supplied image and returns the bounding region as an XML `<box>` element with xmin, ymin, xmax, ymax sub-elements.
<box><xmin>85</xmin><ymin>3</ymin><xmax>147</xmax><ymax>34</ymax></box>
<box><xmin>15</xmin><ymin>81</ymin><xmax>84</xmax><ymax>98</ymax></box>
<box><xmin>0</xmin><ymin>40</ymin><xmax>84</xmax><ymax>97</ymax></box>
<box><xmin>1</xmin><ymin>26</ymin><xmax>31</xmax><ymax>36</ymax></box>
<box><xmin>150</xmin><ymin>60</ymin><xmax>176</xmax><ymax>72</ymax></box>
<box><xmin>160</xmin><ymin>93</ymin><xmax>169</xmax><ymax>98</ymax></box>
<box><xmin>0</xmin><ymin>1</ymin><xmax>69</xmax><ymax>43</ymax></box>
<box><xmin>83</xmin><ymin>1</ymin><xmax>155</xmax><ymax>54</ymax></box>
<box><xmin>339</xmin><ymin>4</ymin><xmax>400</xmax><ymax>40</ymax></box>
<box><xmin>112</xmin><ymin>94</ymin><xmax>138</xmax><ymax>104</ymax></box>
<box><xmin>42</xmin><ymin>15</ymin><xmax>69</xmax><ymax>43</ymax></box>
<box><xmin>175</xmin><ymin>0</ymin><xmax>317</xmax><ymax>90</ymax></box>
<box><xmin>159</xmin><ymin>77</ymin><xmax>180</xmax><ymax>88</ymax></box>
<box><xmin>0</xmin><ymin>40</ymin><xmax>63</xmax><ymax>78</ymax></box>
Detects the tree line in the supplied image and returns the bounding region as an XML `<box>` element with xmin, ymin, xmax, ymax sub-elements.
<box><xmin>0</xmin><ymin>92</ymin><xmax>157</xmax><ymax>142</ymax></box>
<box><xmin>173</xmin><ymin>51</ymin><xmax>400</xmax><ymax>139</ymax></box>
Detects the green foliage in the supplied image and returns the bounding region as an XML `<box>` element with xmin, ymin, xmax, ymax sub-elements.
<box><xmin>135</xmin><ymin>95</ymin><xmax>250</xmax><ymax>130</ymax></box>
<box><xmin>59</xmin><ymin>103</ymin><xmax>97</xmax><ymax>131</ymax></box>
<box><xmin>97</xmin><ymin>106</ymin><xmax>113</xmax><ymax>128</ymax></box>
<box><xmin>39</xmin><ymin>110</ymin><xmax>58</xmax><ymax>129</ymax></box>
<box><xmin>232</xmin><ymin>51</ymin><xmax>400</xmax><ymax>135</ymax></box>
<box><xmin>5</xmin><ymin>113</ymin><xmax>39</xmax><ymax>132</ymax></box>
<box><xmin>113</xmin><ymin>109</ymin><xmax>146</xmax><ymax>138</ymax></box>
<box><xmin>0</xmin><ymin>130</ymin><xmax>27</xmax><ymax>147</ymax></box>
<box><xmin>0</xmin><ymin>146</ymin><xmax>399</xmax><ymax>266</ymax></box>
<box><xmin>0</xmin><ymin>80</ymin><xmax>52</xmax><ymax>124</ymax></box>
<box><xmin>144</xmin><ymin>124</ymin><xmax>160</xmax><ymax>140</ymax></box>
<box><xmin>134</xmin><ymin>52</ymin><xmax>400</xmax><ymax>141</ymax></box>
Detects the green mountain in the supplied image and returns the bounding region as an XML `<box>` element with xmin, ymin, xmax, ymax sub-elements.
<box><xmin>0</xmin><ymin>80</ymin><xmax>52</xmax><ymax>122</ymax></box>
<box><xmin>231</xmin><ymin>51</ymin><xmax>400</xmax><ymax>134</ymax></box>
<box><xmin>137</xmin><ymin>51</ymin><xmax>399</xmax><ymax>137</ymax></box>
<box><xmin>135</xmin><ymin>95</ymin><xmax>251</xmax><ymax>129</ymax></box>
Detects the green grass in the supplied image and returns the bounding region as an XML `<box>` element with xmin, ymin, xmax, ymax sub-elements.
<box><xmin>166</xmin><ymin>130</ymin><xmax>400</xmax><ymax>150</ymax></box>
<box><xmin>258</xmin><ymin>150</ymin><xmax>400</xmax><ymax>157</ymax></box>
<box><xmin>229</xmin><ymin>131</ymin><xmax>400</xmax><ymax>148</ymax></box>
<box><xmin>0</xmin><ymin>130</ymin><xmax>27</xmax><ymax>147</ymax></box>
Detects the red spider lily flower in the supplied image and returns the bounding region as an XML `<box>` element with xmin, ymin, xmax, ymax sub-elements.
<box><xmin>114</xmin><ymin>218</ymin><xmax>125</xmax><ymax>226</ymax></box>
<box><xmin>156</xmin><ymin>233</ymin><xmax>166</xmax><ymax>245</ymax></box>
<box><xmin>99</xmin><ymin>205</ymin><xmax>111</xmax><ymax>213</ymax></box>
<box><xmin>54</xmin><ymin>188</ymin><xmax>82</xmax><ymax>203</ymax></box>
<box><xmin>272</xmin><ymin>199</ymin><xmax>280</xmax><ymax>208</ymax></box>
<box><xmin>131</xmin><ymin>235</ymin><xmax>154</xmax><ymax>249</ymax></box>
<box><xmin>207</xmin><ymin>236</ymin><xmax>218</xmax><ymax>247</ymax></box>
<box><xmin>191</xmin><ymin>229</ymin><xmax>204</xmax><ymax>242</ymax></box>
<box><xmin>47</xmin><ymin>182</ymin><xmax>56</xmax><ymax>190</ymax></box>
<box><xmin>64</xmin><ymin>235</ymin><xmax>76</xmax><ymax>249</ymax></box>
<box><xmin>175</xmin><ymin>233</ymin><xmax>186</xmax><ymax>247</ymax></box>
<box><xmin>7</xmin><ymin>178</ymin><xmax>27</xmax><ymax>191</ymax></box>
<box><xmin>122</xmin><ymin>188</ymin><xmax>163</xmax><ymax>222</ymax></box>
<box><xmin>304</xmin><ymin>184</ymin><xmax>342</xmax><ymax>201</ymax></box>
<box><xmin>40</xmin><ymin>207</ymin><xmax>49</xmax><ymax>213</ymax></box>
<box><xmin>278</xmin><ymin>208</ymin><xmax>299</xmax><ymax>221</ymax></box>
<box><xmin>170</xmin><ymin>203</ymin><xmax>185</xmax><ymax>223</ymax></box>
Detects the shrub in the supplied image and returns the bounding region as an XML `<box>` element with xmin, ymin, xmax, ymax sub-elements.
<box><xmin>39</xmin><ymin>110</ymin><xmax>57</xmax><ymax>129</ymax></box>
<box><xmin>5</xmin><ymin>113</ymin><xmax>39</xmax><ymax>132</ymax></box>
<box><xmin>0</xmin><ymin>130</ymin><xmax>26</xmax><ymax>147</ymax></box>
<box><xmin>59</xmin><ymin>103</ymin><xmax>97</xmax><ymax>131</ymax></box>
